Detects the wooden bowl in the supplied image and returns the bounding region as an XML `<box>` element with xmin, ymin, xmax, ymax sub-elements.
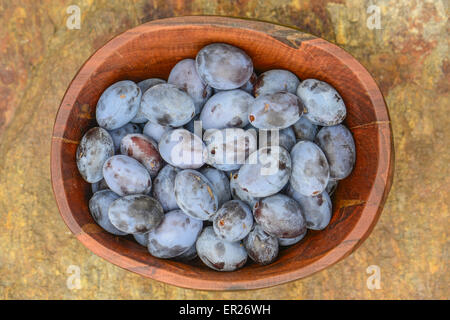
<box><xmin>51</xmin><ymin>16</ymin><xmax>394</xmax><ymax>290</ymax></box>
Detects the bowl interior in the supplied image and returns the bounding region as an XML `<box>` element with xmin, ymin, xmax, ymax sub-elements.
<box><xmin>51</xmin><ymin>16</ymin><xmax>393</xmax><ymax>290</ymax></box>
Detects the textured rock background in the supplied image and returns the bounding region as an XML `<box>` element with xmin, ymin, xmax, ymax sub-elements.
<box><xmin>0</xmin><ymin>0</ymin><xmax>448</xmax><ymax>299</ymax></box>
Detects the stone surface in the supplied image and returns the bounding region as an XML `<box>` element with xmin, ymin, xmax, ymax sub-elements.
<box><xmin>0</xmin><ymin>0</ymin><xmax>448</xmax><ymax>299</ymax></box>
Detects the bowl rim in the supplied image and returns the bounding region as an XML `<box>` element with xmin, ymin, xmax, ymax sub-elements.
<box><xmin>51</xmin><ymin>15</ymin><xmax>394</xmax><ymax>291</ymax></box>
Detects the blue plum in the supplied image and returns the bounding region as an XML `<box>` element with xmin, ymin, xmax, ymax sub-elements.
<box><xmin>213</xmin><ymin>200</ymin><xmax>253</xmax><ymax>242</ymax></box>
<box><xmin>102</xmin><ymin>155</ymin><xmax>152</xmax><ymax>196</ymax></box>
<box><xmin>196</xmin><ymin>226</ymin><xmax>248</xmax><ymax>271</ymax></box>
<box><xmin>325</xmin><ymin>179</ymin><xmax>338</xmax><ymax>196</ymax></box>
<box><xmin>248</xmin><ymin>92</ymin><xmax>304</xmax><ymax>129</ymax></box>
<box><xmin>229</xmin><ymin>172</ymin><xmax>259</xmax><ymax>208</ymax></box>
<box><xmin>168</xmin><ymin>58</ymin><xmax>213</xmax><ymax>114</ymax></box>
<box><xmin>204</xmin><ymin>128</ymin><xmax>257</xmax><ymax>171</ymax></box>
<box><xmin>237</xmin><ymin>146</ymin><xmax>291</xmax><ymax>197</ymax></box>
<box><xmin>174</xmin><ymin>169</ymin><xmax>218</xmax><ymax>220</ymax></box>
<box><xmin>286</xmin><ymin>183</ymin><xmax>332</xmax><ymax>230</ymax></box>
<box><xmin>200</xmin><ymin>167</ymin><xmax>232</xmax><ymax>208</ymax></box>
<box><xmin>158</xmin><ymin>128</ymin><xmax>207</xmax><ymax>169</ymax></box>
<box><xmin>89</xmin><ymin>190</ymin><xmax>127</xmax><ymax>236</ymax></box>
<box><xmin>256</xmin><ymin>127</ymin><xmax>296</xmax><ymax>151</ymax></box>
<box><xmin>253</xmin><ymin>194</ymin><xmax>306</xmax><ymax>238</ymax></box>
<box><xmin>253</xmin><ymin>69</ymin><xmax>300</xmax><ymax>97</ymax></box>
<box><xmin>278</xmin><ymin>229</ymin><xmax>307</xmax><ymax>246</ymax></box>
<box><xmin>152</xmin><ymin>164</ymin><xmax>180</xmax><ymax>212</ymax></box>
<box><xmin>196</xmin><ymin>43</ymin><xmax>253</xmax><ymax>90</ymax></box>
<box><xmin>142</xmin><ymin>121</ymin><xmax>171</xmax><ymax>144</ymax></box>
<box><xmin>239</xmin><ymin>71</ymin><xmax>257</xmax><ymax>94</ymax></box>
<box><xmin>140</xmin><ymin>83</ymin><xmax>195</xmax><ymax>127</ymax></box>
<box><xmin>108</xmin><ymin>194</ymin><xmax>164</xmax><ymax>234</ymax></box>
<box><xmin>290</xmin><ymin>140</ymin><xmax>330</xmax><ymax>196</ymax></box>
<box><xmin>120</xmin><ymin>133</ymin><xmax>163</xmax><ymax>178</ymax></box>
<box><xmin>108</xmin><ymin>122</ymin><xmax>141</xmax><ymax>153</ymax></box>
<box><xmin>133</xmin><ymin>232</ymin><xmax>149</xmax><ymax>246</ymax></box>
<box><xmin>183</xmin><ymin>114</ymin><xmax>203</xmax><ymax>137</ymax></box>
<box><xmin>292</xmin><ymin>116</ymin><xmax>319</xmax><ymax>141</ymax></box>
<box><xmin>315</xmin><ymin>124</ymin><xmax>356</xmax><ymax>180</ymax></box>
<box><xmin>147</xmin><ymin>210</ymin><xmax>203</xmax><ymax>259</ymax></box>
<box><xmin>91</xmin><ymin>178</ymin><xmax>109</xmax><ymax>193</ymax></box>
<box><xmin>174</xmin><ymin>244</ymin><xmax>198</xmax><ymax>262</ymax></box>
<box><xmin>199</xmin><ymin>90</ymin><xmax>254</xmax><ymax>130</ymax></box>
<box><xmin>137</xmin><ymin>78</ymin><xmax>166</xmax><ymax>93</ymax></box>
<box><xmin>132</xmin><ymin>78</ymin><xmax>166</xmax><ymax>123</ymax></box>
<box><xmin>244</xmin><ymin>225</ymin><xmax>279</xmax><ymax>265</ymax></box>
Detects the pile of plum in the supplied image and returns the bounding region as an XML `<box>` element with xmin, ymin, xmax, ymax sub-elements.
<box><xmin>76</xmin><ymin>43</ymin><xmax>356</xmax><ymax>271</ymax></box>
